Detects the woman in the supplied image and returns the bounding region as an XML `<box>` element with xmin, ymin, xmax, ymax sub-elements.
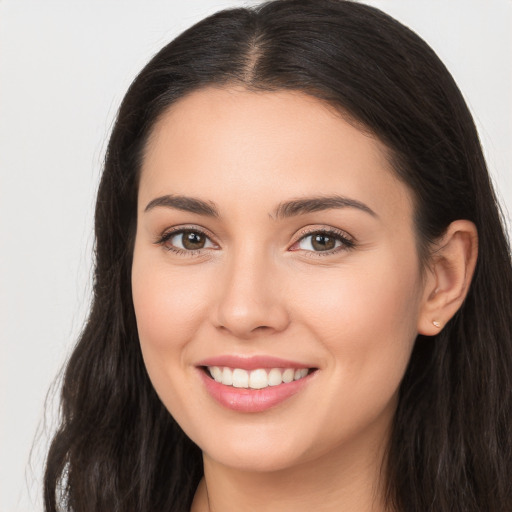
<box><xmin>44</xmin><ymin>1</ymin><xmax>512</xmax><ymax>511</ymax></box>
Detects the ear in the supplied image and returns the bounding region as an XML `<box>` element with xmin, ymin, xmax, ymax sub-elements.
<box><xmin>417</xmin><ymin>220</ymin><xmax>478</xmax><ymax>336</ymax></box>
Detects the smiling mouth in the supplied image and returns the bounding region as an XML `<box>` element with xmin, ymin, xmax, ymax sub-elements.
<box><xmin>203</xmin><ymin>366</ymin><xmax>317</xmax><ymax>389</ymax></box>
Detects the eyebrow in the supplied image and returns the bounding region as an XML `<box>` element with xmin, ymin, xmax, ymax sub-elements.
<box><xmin>144</xmin><ymin>195</ymin><xmax>219</xmax><ymax>217</ymax></box>
<box><xmin>144</xmin><ymin>194</ymin><xmax>377</xmax><ymax>219</ymax></box>
<box><xmin>272</xmin><ymin>195</ymin><xmax>377</xmax><ymax>219</ymax></box>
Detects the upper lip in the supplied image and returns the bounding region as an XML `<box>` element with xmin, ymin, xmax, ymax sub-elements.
<box><xmin>196</xmin><ymin>355</ymin><xmax>315</xmax><ymax>371</ymax></box>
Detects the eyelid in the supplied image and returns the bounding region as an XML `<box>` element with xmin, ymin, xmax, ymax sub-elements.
<box><xmin>154</xmin><ymin>224</ymin><xmax>220</xmax><ymax>254</ymax></box>
<box><xmin>289</xmin><ymin>225</ymin><xmax>356</xmax><ymax>254</ymax></box>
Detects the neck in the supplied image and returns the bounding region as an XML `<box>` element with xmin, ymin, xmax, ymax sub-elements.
<box><xmin>191</xmin><ymin>421</ymin><xmax>392</xmax><ymax>512</ymax></box>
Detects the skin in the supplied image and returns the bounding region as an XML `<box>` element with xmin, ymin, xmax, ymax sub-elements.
<box><xmin>131</xmin><ymin>87</ymin><xmax>477</xmax><ymax>512</ymax></box>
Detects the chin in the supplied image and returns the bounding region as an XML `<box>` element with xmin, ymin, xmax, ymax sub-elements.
<box><xmin>204</xmin><ymin>444</ymin><xmax>307</xmax><ymax>473</ymax></box>
<box><xmin>191</xmin><ymin>421</ymin><xmax>312</xmax><ymax>473</ymax></box>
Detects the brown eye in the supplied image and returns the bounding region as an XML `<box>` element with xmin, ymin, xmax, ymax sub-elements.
<box><xmin>293</xmin><ymin>230</ymin><xmax>354</xmax><ymax>253</ymax></box>
<box><xmin>164</xmin><ymin>229</ymin><xmax>217</xmax><ymax>252</ymax></box>
<box><xmin>181</xmin><ymin>230</ymin><xmax>206</xmax><ymax>250</ymax></box>
<box><xmin>311</xmin><ymin>233</ymin><xmax>337</xmax><ymax>251</ymax></box>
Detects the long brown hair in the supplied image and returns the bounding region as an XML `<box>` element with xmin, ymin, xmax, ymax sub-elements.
<box><xmin>45</xmin><ymin>1</ymin><xmax>512</xmax><ymax>510</ymax></box>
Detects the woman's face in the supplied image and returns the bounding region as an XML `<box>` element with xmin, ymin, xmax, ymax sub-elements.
<box><xmin>132</xmin><ymin>87</ymin><xmax>429</xmax><ymax>472</ymax></box>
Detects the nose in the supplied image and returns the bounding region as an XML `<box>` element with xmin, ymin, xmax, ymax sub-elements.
<box><xmin>213</xmin><ymin>249</ymin><xmax>290</xmax><ymax>339</ymax></box>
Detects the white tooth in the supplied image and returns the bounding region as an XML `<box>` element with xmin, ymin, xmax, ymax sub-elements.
<box><xmin>232</xmin><ymin>368</ymin><xmax>249</xmax><ymax>388</ymax></box>
<box><xmin>268</xmin><ymin>368</ymin><xmax>283</xmax><ymax>386</ymax></box>
<box><xmin>300</xmin><ymin>368</ymin><xmax>309</xmax><ymax>378</ymax></box>
<box><xmin>222</xmin><ymin>367</ymin><xmax>233</xmax><ymax>386</ymax></box>
<box><xmin>210</xmin><ymin>366</ymin><xmax>222</xmax><ymax>382</ymax></box>
<box><xmin>294</xmin><ymin>369</ymin><xmax>302</xmax><ymax>380</ymax></box>
<box><xmin>282</xmin><ymin>368</ymin><xmax>294</xmax><ymax>383</ymax></box>
<box><xmin>249</xmin><ymin>369</ymin><xmax>268</xmax><ymax>389</ymax></box>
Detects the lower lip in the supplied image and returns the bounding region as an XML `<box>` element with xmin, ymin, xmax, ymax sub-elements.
<box><xmin>198</xmin><ymin>369</ymin><xmax>315</xmax><ymax>413</ymax></box>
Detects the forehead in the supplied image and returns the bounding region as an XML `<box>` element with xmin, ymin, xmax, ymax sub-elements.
<box><xmin>139</xmin><ymin>86</ymin><xmax>413</xmax><ymax>222</ymax></box>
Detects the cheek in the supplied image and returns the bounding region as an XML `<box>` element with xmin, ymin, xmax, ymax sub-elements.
<box><xmin>131</xmin><ymin>250</ymin><xmax>214</xmax><ymax>408</ymax></box>
<box><xmin>282</xmin><ymin>260</ymin><xmax>422</xmax><ymax>456</ymax></box>
<box><xmin>132</xmin><ymin>260</ymin><xmax>207</xmax><ymax>349</ymax></box>
<box><xmin>294</xmin><ymin>252</ymin><xmax>422</xmax><ymax>401</ymax></box>
<box><xmin>131</xmin><ymin>254</ymin><xmax>217</xmax><ymax>427</ymax></box>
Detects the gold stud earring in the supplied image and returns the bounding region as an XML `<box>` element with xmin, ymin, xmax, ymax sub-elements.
<box><xmin>433</xmin><ymin>321</ymin><xmax>441</xmax><ymax>328</ymax></box>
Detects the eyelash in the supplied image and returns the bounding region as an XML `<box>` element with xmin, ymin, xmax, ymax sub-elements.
<box><xmin>154</xmin><ymin>226</ymin><xmax>356</xmax><ymax>257</ymax></box>
<box><xmin>291</xmin><ymin>227</ymin><xmax>355</xmax><ymax>257</ymax></box>
<box><xmin>154</xmin><ymin>226</ymin><xmax>217</xmax><ymax>256</ymax></box>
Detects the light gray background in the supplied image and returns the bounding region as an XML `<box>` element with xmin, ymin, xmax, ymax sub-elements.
<box><xmin>1</xmin><ymin>1</ymin><xmax>510</xmax><ymax>511</ymax></box>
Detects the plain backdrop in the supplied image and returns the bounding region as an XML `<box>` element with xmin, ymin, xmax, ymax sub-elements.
<box><xmin>1</xmin><ymin>1</ymin><xmax>510</xmax><ymax>511</ymax></box>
